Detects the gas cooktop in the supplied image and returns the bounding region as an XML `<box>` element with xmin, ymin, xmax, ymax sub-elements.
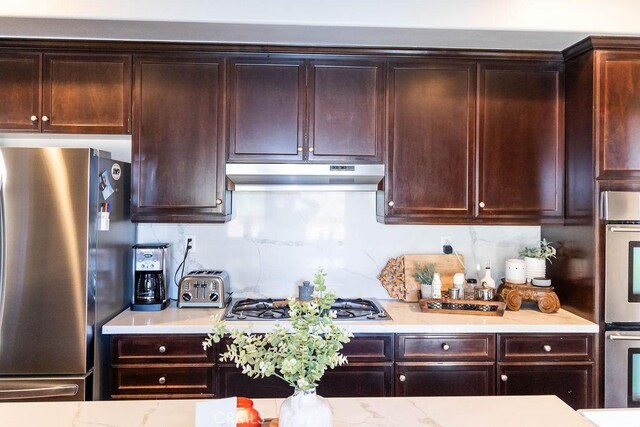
<box><xmin>223</xmin><ymin>298</ymin><xmax>391</xmax><ymax>321</ymax></box>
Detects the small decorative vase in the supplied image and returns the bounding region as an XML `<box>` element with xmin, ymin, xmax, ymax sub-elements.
<box><xmin>278</xmin><ymin>388</ymin><xmax>332</xmax><ymax>427</ymax></box>
<box><xmin>524</xmin><ymin>257</ymin><xmax>546</xmax><ymax>281</ymax></box>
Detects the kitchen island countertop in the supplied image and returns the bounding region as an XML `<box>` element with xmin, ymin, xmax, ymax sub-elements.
<box><xmin>103</xmin><ymin>299</ymin><xmax>597</xmax><ymax>334</ymax></box>
<box><xmin>2</xmin><ymin>395</ymin><xmax>595</xmax><ymax>427</ymax></box>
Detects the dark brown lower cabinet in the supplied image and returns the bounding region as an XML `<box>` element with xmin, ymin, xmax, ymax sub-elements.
<box><xmin>497</xmin><ymin>363</ymin><xmax>593</xmax><ymax>410</ymax></box>
<box><xmin>395</xmin><ymin>363</ymin><xmax>495</xmax><ymax>396</ymax></box>
<box><xmin>108</xmin><ymin>332</ymin><xmax>595</xmax><ymax>406</ymax></box>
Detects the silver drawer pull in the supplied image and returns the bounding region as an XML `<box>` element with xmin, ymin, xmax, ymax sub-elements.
<box><xmin>543</xmin><ymin>345</ymin><xmax>551</xmax><ymax>352</ymax></box>
<box><xmin>158</xmin><ymin>376</ymin><xmax>166</xmax><ymax>385</ymax></box>
<box><xmin>41</xmin><ymin>115</ymin><xmax>49</xmax><ymax>122</ymax></box>
<box><xmin>158</xmin><ymin>345</ymin><xmax>166</xmax><ymax>353</ymax></box>
<box><xmin>442</xmin><ymin>343</ymin><xmax>450</xmax><ymax>351</ymax></box>
<box><xmin>30</xmin><ymin>115</ymin><xmax>38</xmax><ymax>122</ymax></box>
<box><xmin>399</xmin><ymin>374</ymin><xmax>406</xmax><ymax>382</ymax></box>
<box><xmin>500</xmin><ymin>374</ymin><xmax>508</xmax><ymax>382</ymax></box>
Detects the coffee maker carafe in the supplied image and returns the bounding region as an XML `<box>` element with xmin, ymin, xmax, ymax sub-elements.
<box><xmin>132</xmin><ymin>244</ymin><xmax>170</xmax><ymax>311</ymax></box>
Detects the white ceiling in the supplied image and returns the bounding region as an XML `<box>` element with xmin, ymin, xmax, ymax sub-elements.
<box><xmin>0</xmin><ymin>0</ymin><xmax>638</xmax><ymax>50</ymax></box>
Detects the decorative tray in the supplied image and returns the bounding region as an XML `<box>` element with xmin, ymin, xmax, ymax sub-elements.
<box><xmin>418</xmin><ymin>298</ymin><xmax>506</xmax><ymax>317</ymax></box>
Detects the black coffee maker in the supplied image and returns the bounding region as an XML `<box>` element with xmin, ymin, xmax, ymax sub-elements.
<box><xmin>132</xmin><ymin>244</ymin><xmax>170</xmax><ymax>311</ymax></box>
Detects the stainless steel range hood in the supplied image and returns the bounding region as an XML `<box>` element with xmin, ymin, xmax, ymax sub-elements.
<box><xmin>226</xmin><ymin>163</ymin><xmax>385</xmax><ymax>191</ymax></box>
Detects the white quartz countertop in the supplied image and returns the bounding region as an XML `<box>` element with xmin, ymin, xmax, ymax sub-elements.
<box><xmin>2</xmin><ymin>395</ymin><xmax>594</xmax><ymax>427</ymax></box>
<box><xmin>103</xmin><ymin>299</ymin><xmax>598</xmax><ymax>335</ymax></box>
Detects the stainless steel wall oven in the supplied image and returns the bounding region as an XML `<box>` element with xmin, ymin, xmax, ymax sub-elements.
<box><xmin>603</xmin><ymin>191</ymin><xmax>640</xmax><ymax>407</ymax></box>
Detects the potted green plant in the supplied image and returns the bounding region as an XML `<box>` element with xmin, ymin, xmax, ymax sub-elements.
<box><xmin>519</xmin><ymin>239</ymin><xmax>557</xmax><ymax>281</ymax></box>
<box><xmin>413</xmin><ymin>262</ymin><xmax>435</xmax><ymax>298</ymax></box>
<box><xmin>203</xmin><ymin>269</ymin><xmax>352</xmax><ymax>427</ymax></box>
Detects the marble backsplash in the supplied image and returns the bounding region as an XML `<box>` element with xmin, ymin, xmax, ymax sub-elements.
<box><xmin>138</xmin><ymin>192</ymin><xmax>540</xmax><ymax>300</ymax></box>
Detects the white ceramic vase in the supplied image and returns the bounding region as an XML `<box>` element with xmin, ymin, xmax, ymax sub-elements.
<box><xmin>524</xmin><ymin>257</ymin><xmax>546</xmax><ymax>281</ymax></box>
<box><xmin>279</xmin><ymin>388</ymin><xmax>332</xmax><ymax>427</ymax></box>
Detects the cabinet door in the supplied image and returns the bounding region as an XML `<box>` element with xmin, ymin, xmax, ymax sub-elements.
<box><xmin>395</xmin><ymin>363</ymin><xmax>495</xmax><ymax>396</ymax></box>
<box><xmin>228</xmin><ymin>58</ymin><xmax>305</xmax><ymax>162</ymax></box>
<box><xmin>477</xmin><ymin>61</ymin><xmax>564</xmax><ymax>219</ymax></box>
<box><xmin>132</xmin><ymin>55</ymin><xmax>229</xmax><ymax>222</ymax></box>
<box><xmin>43</xmin><ymin>54</ymin><xmax>131</xmax><ymax>134</ymax></box>
<box><xmin>307</xmin><ymin>59</ymin><xmax>384</xmax><ymax>163</ymax></box>
<box><xmin>217</xmin><ymin>365</ymin><xmax>292</xmax><ymax>399</ymax></box>
<box><xmin>0</xmin><ymin>52</ymin><xmax>41</xmax><ymax>131</ymax></box>
<box><xmin>597</xmin><ymin>51</ymin><xmax>640</xmax><ymax>179</ymax></box>
<box><xmin>383</xmin><ymin>61</ymin><xmax>476</xmax><ymax>221</ymax></box>
<box><xmin>498</xmin><ymin>363</ymin><xmax>594</xmax><ymax>410</ymax></box>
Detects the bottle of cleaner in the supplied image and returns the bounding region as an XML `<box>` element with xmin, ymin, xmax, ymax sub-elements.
<box><xmin>432</xmin><ymin>273</ymin><xmax>442</xmax><ymax>299</ymax></box>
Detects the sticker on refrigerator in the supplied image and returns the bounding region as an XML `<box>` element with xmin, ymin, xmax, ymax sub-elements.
<box><xmin>100</xmin><ymin>170</ymin><xmax>114</xmax><ymax>200</ymax></box>
<box><xmin>111</xmin><ymin>163</ymin><xmax>122</xmax><ymax>181</ymax></box>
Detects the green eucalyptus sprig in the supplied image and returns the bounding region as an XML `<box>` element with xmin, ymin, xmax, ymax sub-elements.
<box><xmin>413</xmin><ymin>262</ymin><xmax>435</xmax><ymax>285</ymax></box>
<box><xmin>202</xmin><ymin>269</ymin><xmax>352</xmax><ymax>392</ymax></box>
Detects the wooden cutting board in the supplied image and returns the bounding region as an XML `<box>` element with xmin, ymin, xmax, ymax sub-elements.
<box><xmin>378</xmin><ymin>254</ymin><xmax>465</xmax><ymax>302</ymax></box>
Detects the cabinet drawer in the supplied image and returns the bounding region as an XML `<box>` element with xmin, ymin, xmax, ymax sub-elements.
<box><xmin>341</xmin><ymin>334</ymin><xmax>394</xmax><ymax>362</ymax></box>
<box><xmin>111</xmin><ymin>364</ymin><xmax>215</xmax><ymax>398</ymax></box>
<box><xmin>498</xmin><ymin>334</ymin><xmax>593</xmax><ymax>361</ymax></box>
<box><xmin>112</xmin><ymin>335</ymin><xmax>212</xmax><ymax>363</ymax></box>
<box><xmin>396</xmin><ymin>334</ymin><xmax>495</xmax><ymax>361</ymax></box>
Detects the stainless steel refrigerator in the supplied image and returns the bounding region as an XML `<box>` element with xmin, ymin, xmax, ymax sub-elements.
<box><xmin>0</xmin><ymin>147</ymin><xmax>134</xmax><ymax>401</ymax></box>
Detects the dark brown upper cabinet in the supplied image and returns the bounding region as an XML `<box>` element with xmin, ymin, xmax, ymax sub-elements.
<box><xmin>477</xmin><ymin>61</ymin><xmax>564</xmax><ymax>221</ymax></box>
<box><xmin>307</xmin><ymin>60</ymin><xmax>384</xmax><ymax>163</ymax></box>
<box><xmin>228</xmin><ymin>57</ymin><xmax>384</xmax><ymax>163</ymax></box>
<box><xmin>597</xmin><ymin>51</ymin><xmax>640</xmax><ymax>179</ymax></box>
<box><xmin>228</xmin><ymin>58</ymin><xmax>306</xmax><ymax>162</ymax></box>
<box><xmin>0</xmin><ymin>51</ymin><xmax>131</xmax><ymax>134</ymax></box>
<box><xmin>131</xmin><ymin>55</ymin><xmax>230</xmax><ymax>223</ymax></box>
<box><xmin>0</xmin><ymin>52</ymin><xmax>41</xmax><ymax>131</ymax></box>
<box><xmin>382</xmin><ymin>60</ymin><xmax>476</xmax><ymax>223</ymax></box>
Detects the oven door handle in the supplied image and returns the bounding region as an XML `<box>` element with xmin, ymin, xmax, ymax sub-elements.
<box><xmin>608</xmin><ymin>226</ymin><xmax>640</xmax><ymax>233</ymax></box>
<box><xmin>609</xmin><ymin>333</ymin><xmax>640</xmax><ymax>341</ymax></box>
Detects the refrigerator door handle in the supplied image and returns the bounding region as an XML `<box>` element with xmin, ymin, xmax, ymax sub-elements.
<box><xmin>0</xmin><ymin>384</ymin><xmax>79</xmax><ymax>400</ymax></box>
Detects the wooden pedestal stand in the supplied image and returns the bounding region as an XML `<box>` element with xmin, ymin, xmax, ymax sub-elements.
<box><xmin>496</xmin><ymin>282</ymin><xmax>561</xmax><ymax>314</ymax></box>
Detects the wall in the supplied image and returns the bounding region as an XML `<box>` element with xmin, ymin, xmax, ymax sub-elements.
<box><xmin>138</xmin><ymin>192</ymin><xmax>540</xmax><ymax>300</ymax></box>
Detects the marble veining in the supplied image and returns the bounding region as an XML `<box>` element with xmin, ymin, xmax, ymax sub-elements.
<box><xmin>2</xmin><ymin>395</ymin><xmax>595</xmax><ymax>427</ymax></box>
<box><xmin>138</xmin><ymin>192</ymin><xmax>540</xmax><ymax>300</ymax></box>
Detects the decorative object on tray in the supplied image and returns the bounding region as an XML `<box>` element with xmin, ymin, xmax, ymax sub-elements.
<box><xmin>413</xmin><ymin>262</ymin><xmax>435</xmax><ymax>299</ymax></box>
<box><xmin>496</xmin><ymin>281</ymin><xmax>560</xmax><ymax>313</ymax></box>
<box><xmin>203</xmin><ymin>269</ymin><xmax>352</xmax><ymax>427</ymax></box>
<box><xmin>505</xmin><ymin>258</ymin><xmax>527</xmax><ymax>284</ymax></box>
<box><xmin>378</xmin><ymin>254</ymin><xmax>465</xmax><ymax>302</ymax></box>
<box><xmin>237</xmin><ymin>397</ymin><xmax>261</xmax><ymax>427</ymax></box>
<box><xmin>519</xmin><ymin>239</ymin><xmax>557</xmax><ymax>281</ymax></box>
<box><xmin>419</xmin><ymin>298</ymin><xmax>506</xmax><ymax>316</ymax></box>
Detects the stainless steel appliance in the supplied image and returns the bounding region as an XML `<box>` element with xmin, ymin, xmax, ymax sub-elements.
<box><xmin>132</xmin><ymin>244</ymin><xmax>169</xmax><ymax>311</ymax></box>
<box><xmin>224</xmin><ymin>298</ymin><xmax>391</xmax><ymax>321</ymax></box>
<box><xmin>178</xmin><ymin>270</ymin><xmax>230</xmax><ymax>308</ymax></box>
<box><xmin>0</xmin><ymin>147</ymin><xmax>134</xmax><ymax>401</ymax></box>
<box><xmin>603</xmin><ymin>191</ymin><xmax>640</xmax><ymax>407</ymax></box>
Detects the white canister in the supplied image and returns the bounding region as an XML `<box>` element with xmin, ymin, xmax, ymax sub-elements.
<box><xmin>505</xmin><ymin>259</ymin><xmax>527</xmax><ymax>284</ymax></box>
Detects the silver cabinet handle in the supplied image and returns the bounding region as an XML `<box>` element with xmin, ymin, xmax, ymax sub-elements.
<box><xmin>388</xmin><ymin>201</ymin><xmax>394</xmax><ymax>207</ymax></box>
<box><xmin>30</xmin><ymin>115</ymin><xmax>38</xmax><ymax>122</ymax></box>
<box><xmin>297</xmin><ymin>147</ymin><xmax>303</xmax><ymax>152</ymax></box>
<box><xmin>158</xmin><ymin>345</ymin><xmax>166</xmax><ymax>354</ymax></box>
<box><xmin>41</xmin><ymin>115</ymin><xmax>49</xmax><ymax>122</ymax></box>
<box><xmin>543</xmin><ymin>345</ymin><xmax>551</xmax><ymax>352</ymax></box>
<box><xmin>399</xmin><ymin>374</ymin><xmax>406</xmax><ymax>382</ymax></box>
<box><xmin>479</xmin><ymin>202</ymin><xmax>485</xmax><ymax>208</ymax></box>
<box><xmin>215</xmin><ymin>199</ymin><xmax>222</xmax><ymax>206</ymax></box>
<box><xmin>158</xmin><ymin>376</ymin><xmax>166</xmax><ymax>385</ymax></box>
<box><xmin>309</xmin><ymin>146</ymin><xmax>314</xmax><ymax>152</ymax></box>
<box><xmin>442</xmin><ymin>343</ymin><xmax>450</xmax><ymax>351</ymax></box>
<box><xmin>500</xmin><ymin>374</ymin><xmax>508</xmax><ymax>382</ymax></box>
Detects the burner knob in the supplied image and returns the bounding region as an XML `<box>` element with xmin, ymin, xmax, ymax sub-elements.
<box><xmin>378</xmin><ymin>310</ymin><xmax>387</xmax><ymax>318</ymax></box>
<box><xmin>209</xmin><ymin>293</ymin><xmax>219</xmax><ymax>302</ymax></box>
<box><xmin>366</xmin><ymin>311</ymin><xmax>376</xmax><ymax>319</ymax></box>
<box><xmin>237</xmin><ymin>311</ymin><xmax>247</xmax><ymax>320</ymax></box>
<box><xmin>182</xmin><ymin>292</ymin><xmax>192</xmax><ymax>302</ymax></box>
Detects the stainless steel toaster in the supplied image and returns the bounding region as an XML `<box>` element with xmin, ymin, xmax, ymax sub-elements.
<box><xmin>178</xmin><ymin>270</ymin><xmax>230</xmax><ymax>308</ymax></box>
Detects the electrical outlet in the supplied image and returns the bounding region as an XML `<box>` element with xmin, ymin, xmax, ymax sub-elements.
<box><xmin>186</xmin><ymin>236</ymin><xmax>196</xmax><ymax>253</ymax></box>
<box><xmin>440</xmin><ymin>236</ymin><xmax>451</xmax><ymax>247</ymax></box>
